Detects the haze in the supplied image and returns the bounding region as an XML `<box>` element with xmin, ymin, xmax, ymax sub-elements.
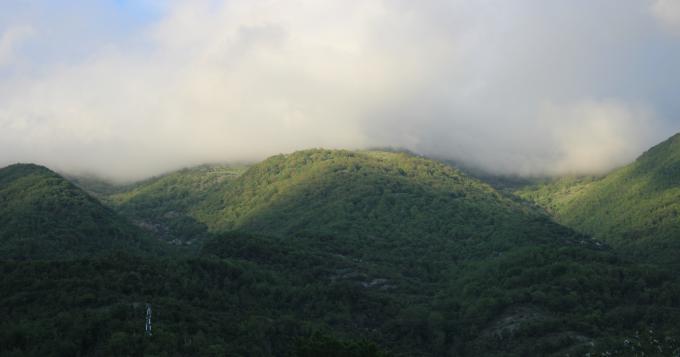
<box><xmin>1</xmin><ymin>0</ymin><xmax>680</xmax><ymax>181</ymax></box>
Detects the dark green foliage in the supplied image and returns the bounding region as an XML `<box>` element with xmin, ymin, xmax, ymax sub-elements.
<box><xmin>3</xmin><ymin>232</ymin><xmax>680</xmax><ymax>356</ymax></box>
<box><xmin>0</xmin><ymin>164</ymin><xmax>161</xmax><ymax>260</ymax></box>
<box><xmin>294</xmin><ymin>333</ymin><xmax>388</xmax><ymax>357</ymax></box>
<box><xmin>453</xmin><ymin>246</ymin><xmax>680</xmax><ymax>356</ymax></box>
<box><xmin>0</xmin><ymin>252</ymin><xmax>391</xmax><ymax>356</ymax></box>
<box><xmin>516</xmin><ymin>133</ymin><xmax>680</xmax><ymax>267</ymax></box>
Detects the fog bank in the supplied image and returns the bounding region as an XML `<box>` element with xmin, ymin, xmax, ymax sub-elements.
<box><xmin>1</xmin><ymin>0</ymin><xmax>679</xmax><ymax>181</ymax></box>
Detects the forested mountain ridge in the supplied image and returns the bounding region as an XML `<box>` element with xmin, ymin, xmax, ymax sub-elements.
<box><xmin>0</xmin><ymin>163</ymin><xmax>162</xmax><ymax>260</ymax></box>
<box><xmin>105</xmin><ymin>149</ymin><xmax>557</xmax><ymax>249</ymax></box>
<box><xmin>4</xmin><ymin>150</ymin><xmax>680</xmax><ymax>356</ymax></box>
<box><xmin>516</xmin><ymin>133</ymin><xmax>680</xmax><ymax>266</ymax></box>
<box><xmin>196</xmin><ymin>149</ymin><xmax>522</xmax><ymax>235</ymax></box>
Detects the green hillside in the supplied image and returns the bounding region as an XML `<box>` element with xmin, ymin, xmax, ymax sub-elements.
<box><xmin>516</xmin><ymin>133</ymin><xmax>680</xmax><ymax>266</ymax></box>
<box><xmin>198</xmin><ymin>150</ymin><xmax>517</xmax><ymax>236</ymax></box>
<box><xmin>103</xmin><ymin>150</ymin><xmax>549</xmax><ymax>250</ymax></box>
<box><xmin>104</xmin><ymin>164</ymin><xmax>245</xmax><ymax>246</ymax></box>
<box><xmin>0</xmin><ymin>164</ymin><xmax>160</xmax><ymax>260</ymax></box>
<box><xmin>7</xmin><ymin>150</ymin><xmax>680</xmax><ymax>355</ymax></box>
<box><xmin>43</xmin><ymin>149</ymin><xmax>679</xmax><ymax>355</ymax></box>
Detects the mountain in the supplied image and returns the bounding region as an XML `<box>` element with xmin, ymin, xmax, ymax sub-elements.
<box><xmin>516</xmin><ymin>133</ymin><xmax>680</xmax><ymax>266</ymax></box>
<box><xmin>49</xmin><ymin>149</ymin><xmax>680</xmax><ymax>355</ymax></box>
<box><xmin>101</xmin><ymin>150</ymin><xmax>544</xmax><ymax>247</ymax></box>
<box><xmin>104</xmin><ymin>150</ymin><xmax>590</xmax><ymax>257</ymax></box>
<box><xmin>6</xmin><ymin>151</ymin><xmax>680</xmax><ymax>355</ymax></box>
<box><xmin>0</xmin><ymin>163</ymin><xmax>160</xmax><ymax>260</ymax></box>
<box><xmin>198</xmin><ymin>150</ymin><xmax>521</xmax><ymax>236</ymax></box>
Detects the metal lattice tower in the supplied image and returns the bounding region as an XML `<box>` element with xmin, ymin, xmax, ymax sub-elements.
<box><xmin>145</xmin><ymin>303</ymin><xmax>152</xmax><ymax>336</ymax></box>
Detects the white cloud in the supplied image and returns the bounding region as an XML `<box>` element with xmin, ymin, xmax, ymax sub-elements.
<box><xmin>0</xmin><ymin>0</ymin><xmax>678</xmax><ymax>180</ymax></box>
<box><xmin>652</xmin><ymin>0</ymin><xmax>680</xmax><ymax>34</ymax></box>
<box><xmin>0</xmin><ymin>25</ymin><xmax>33</xmax><ymax>67</ymax></box>
<box><xmin>541</xmin><ymin>101</ymin><xmax>658</xmax><ymax>175</ymax></box>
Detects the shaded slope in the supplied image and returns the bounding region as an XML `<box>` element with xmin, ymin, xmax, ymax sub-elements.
<box><xmin>3</xmin><ymin>230</ymin><xmax>678</xmax><ymax>357</ymax></box>
<box><xmin>0</xmin><ymin>252</ymin><xmax>388</xmax><ymax>357</ymax></box>
<box><xmin>516</xmin><ymin>133</ymin><xmax>680</xmax><ymax>266</ymax></box>
<box><xmin>0</xmin><ymin>164</ymin><xmax>159</xmax><ymax>260</ymax></box>
<box><xmin>198</xmin><ymin>230</ymin><xmax>680</xmax><ymax>356</ymax></box>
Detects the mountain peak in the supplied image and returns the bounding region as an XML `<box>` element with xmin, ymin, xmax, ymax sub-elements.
<box><xmin>0</xmin><ymin>162</ymin><xmax>161</xmax><ymax>260</ymax></box>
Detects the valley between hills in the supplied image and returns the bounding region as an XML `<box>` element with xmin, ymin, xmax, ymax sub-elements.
<box><xmin>3</xmin><ymin>138</ymin><xmax>680</xmax><ymax>356</ymax></box>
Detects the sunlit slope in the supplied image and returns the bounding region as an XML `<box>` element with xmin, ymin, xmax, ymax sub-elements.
<box><xmin>106</xmin><ymin>164</ymin><xmax>245</xmax><ymax>245</ymax></box>
<box><xmin>195</xmin><ymin>150</ymin><xmax>575</xmax><ymax>249</ymax></box>
<box><xmin>517</xmin><ymin>133</ymin><xmax>680</xmax><ymax>264</ymax></box>
<box><xmin>106</xmin><ymin>150</ymin><xmax>580</xmax><ymax>255</ymax></box>
<box><xmin>0</xmin><ymin>164</ymin><xmax>159</xmax><ymax>259</ymax></box>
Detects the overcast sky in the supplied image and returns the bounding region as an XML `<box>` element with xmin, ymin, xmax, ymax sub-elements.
<box><xmin>1</xmin><ymin>0</ymin><xmax>680</xmax><ymax>181</ymax></box>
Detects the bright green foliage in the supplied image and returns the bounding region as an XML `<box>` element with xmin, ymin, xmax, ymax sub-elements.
<box><xmin>105</xmin><ymin>164</ymin><xmax>245</xmax><ymax>246</ymax></box>
<box><xmin>516</xmin><ymin>133</ymin><xmax>680</xmax><ymax>266</ymax></box>
<box><xmin>0</xmin><ymin>164</ymin><xmax>160</xmax><ymax>260</ymax></box>
<box><xmin>197</xmin><ymin>150</ymin><xmax>537</xmax><ymax>241</ymax></box>
<box><xmin>103</xmin><ymin>149</ymin><xmax>550</xmax><ymax>250</ymax></box>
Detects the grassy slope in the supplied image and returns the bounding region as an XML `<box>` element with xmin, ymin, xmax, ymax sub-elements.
<box><xmin>516</xmin><ymin>133</ymin><xmax>680</xmax><ymax>265</ymax></box>
<box><xmin>0</xmin><ymin>164</ymin><xmax>160</xmax><ymax>260</ymax></box>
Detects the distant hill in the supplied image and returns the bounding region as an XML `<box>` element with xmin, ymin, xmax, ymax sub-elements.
<box><xmin>516</xmin><ymin>133</ymin><xmax>680</xmax><ymax>266</ymax></box>
<box><xmin>0</xmin><ymin>163</ymin><xmax>160</xmax><ymax>259</ymax></box>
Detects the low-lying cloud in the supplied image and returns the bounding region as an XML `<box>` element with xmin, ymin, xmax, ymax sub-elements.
<box><xmin>1</xmin><ymin>0</ymin><xmax>679</xmax><ymax>181</ymax></box>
